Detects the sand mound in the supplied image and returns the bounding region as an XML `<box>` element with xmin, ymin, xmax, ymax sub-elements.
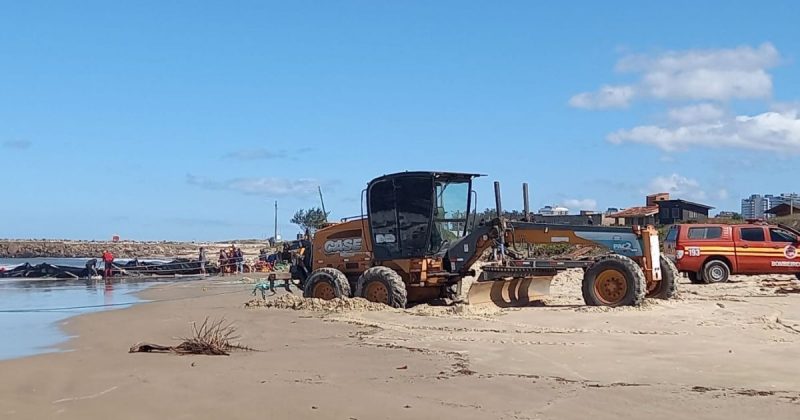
<box><xmin>246</xmin><ymin>294</ymin><xmax>394</xmax><ymax>313</ymax></box>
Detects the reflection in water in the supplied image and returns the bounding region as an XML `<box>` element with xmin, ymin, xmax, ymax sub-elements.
<box><xmin>0</xmin><ymin>277</ymin><xmax>197</xmax><ymax>361</ymax></box>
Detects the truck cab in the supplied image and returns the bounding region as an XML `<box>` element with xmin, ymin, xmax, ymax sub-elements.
<box><xmin>664</xmin><ymin>222</ymin><xmax>800</xmax><ymax>283</ymax></box>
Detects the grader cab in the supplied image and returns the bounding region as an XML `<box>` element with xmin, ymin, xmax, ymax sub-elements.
<box><xmin>299</xmin><ymin>171</ymin><xmax>678</xmax><ymax>308</ymax></box>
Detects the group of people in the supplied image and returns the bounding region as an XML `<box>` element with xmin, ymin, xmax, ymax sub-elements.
<box><xmin>217</xmin><ymin>246</ymin><xmax>245</xmax><ymax>275</ymax></box>
<box><xmin>85</xmin><ymin>250</ymin><xmax>115</xmax><ymax>279</ymax></box>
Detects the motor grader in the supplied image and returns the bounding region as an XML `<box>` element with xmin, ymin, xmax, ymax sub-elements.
<box><xmin>295</xmin><ymin>171</ymin><xmax>677</xmax><ymax>308</ymax></box>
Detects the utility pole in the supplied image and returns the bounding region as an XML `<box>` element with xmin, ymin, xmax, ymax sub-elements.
<box><xmin>318</xmin><ymin>186</ymin><xmax>328</xmax><ymax>222</ymax></box>
<box><xmin>274</xmin><ymin>200</ymin><xmax>278</xmax><ymax>241</ymax></box>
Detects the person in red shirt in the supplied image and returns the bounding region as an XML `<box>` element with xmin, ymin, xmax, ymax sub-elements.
<box><xmin>102</xmin><ymin>250</ymin><xmax>115</xmax><ymax>278</ymax></box>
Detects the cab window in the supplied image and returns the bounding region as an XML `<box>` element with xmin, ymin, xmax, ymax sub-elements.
<box><xmin>740</xmin><ymin>227</ymin><xmax>765</xmax><ymax>242</ymax></box>
<box><xmin>665</xmin><ymin>226</ymin><xmax>679</xmax><ymax>242</ymax></box>
<box><xmin>687</xmin><ymin>227</ymin><xmax>722</xmax><ymax>240</ymax></box>
<box><xmin>769</xmin><ymin>228</ymin><xmax>797</xmax><ymax>243</ymax></box>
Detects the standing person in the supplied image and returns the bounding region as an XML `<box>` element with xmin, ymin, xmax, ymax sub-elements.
<box><xmin>101</xmin><ymin>250</ymin><xmax>115</xmax><ymax>279</ymax></box>
<box><xmin>235</xmin><ymin>247</ymin><xmax>244</xmax><ymax>273</ymax></box>
<box><xmin>85</xmin><ymin>258</ymin><xmax>99</xmax><ymax>279</ymax></box>
<box><xmin>198</xmin><ymin>247</ymin><xmax>207</xmax><ymax>275</ymax></box>
<box><xmin>218</xmin><ymin>249</ymin><xmax>227</xmax><ymax>276</ymax></box>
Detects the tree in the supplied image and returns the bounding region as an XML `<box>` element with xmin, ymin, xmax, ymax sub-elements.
<box><xmin>291</xmin><ymin>207</ymin><xmax>330</xmax><ymax>233</ymax></box>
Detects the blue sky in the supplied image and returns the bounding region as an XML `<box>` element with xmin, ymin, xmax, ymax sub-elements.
<box><xmin>2</xmin><ymin>1</ymin><xmax>799</xmax><ymax>240</ymax></box>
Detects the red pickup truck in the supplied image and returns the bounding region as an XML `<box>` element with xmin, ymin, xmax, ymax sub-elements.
<box><xmin>663</xmin><ymin>222</ymin><xmax>800</xmax><ymax>283</ymax></box>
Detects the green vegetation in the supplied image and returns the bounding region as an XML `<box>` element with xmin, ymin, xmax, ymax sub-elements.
<box><xmin>290</xmin><ymin>207</ymin><xmax>330</xmax><ymax>233</ymax></box>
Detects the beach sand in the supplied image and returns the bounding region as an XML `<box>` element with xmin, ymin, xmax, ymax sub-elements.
<box><xmin>1</xmin><ymin>272</ymin><xmax>799</xmax><ymax>419</ymax></box>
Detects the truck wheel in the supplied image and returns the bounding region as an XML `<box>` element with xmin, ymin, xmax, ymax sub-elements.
<box><xmin>303</xmin><ymin>268</ymin><xmax>351</xmax><ymax>300</ymax></box>
<box><xmin>687</xmin><ymin>272</ymin><xmax>703</xmax><ymax>284</ymax></box>
<box><xmin>582</xmin><ymin>254</ymin><xmax>646</xmax><ymax>307</ymax></box>
<box><xmin>355</xmin><ymin>266</ymin><xmax>407</xmax><ymax>308</ymax></box>
<box><xmin>647</xmin><ymin>255</ymin><xmax>678</xmax><ymax>299</ymax></box>
<box><xmin>702</xmin><ymin>260</ymin><xmax>730</xmax><ymax>284</ymax></box>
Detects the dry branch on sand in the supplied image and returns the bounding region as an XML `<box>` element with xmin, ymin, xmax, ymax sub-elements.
<box><xmin>129</xmin><ymin>317</ymin><xmax>256</xmax><ymax>356</ymax></box>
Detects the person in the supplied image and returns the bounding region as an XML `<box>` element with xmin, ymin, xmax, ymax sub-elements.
<box><xmin>101</xmin><ymin>250</ymin><xmax>115</xmax><ymax>279</ymax></box>
<box><xmin>235</xmin><ymin>247</ymin><xmax>244</xmax><ymax>273</ymax></box>
<box><xmin>281</xmin><ymin>243</ymin><xmax>292</xmax><ymax>264</ymax></box>
<box><xmin>218</xmin><ymin>249</ymin><xmax>227</xmax><ymax>276</ymax></box>
<box><xmin>198</xmin><ymin>247</ymin><xmax>207</xmax><ymax>275</ymax></box>
<box><xmin>266</xmin><ymin>251</ymin><xmax>278</xmax><ymax>270</ymax></box>
<box><xmin>85</xmin><ymin>258</ymin><xmax>99</xmax><ymax>278</ymax></box>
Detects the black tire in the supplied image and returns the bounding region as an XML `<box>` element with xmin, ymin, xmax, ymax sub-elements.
<box><xmin>647</xmin><ymin>255</ymin><xmax>678</xmax><ymax>299</ymax></box>
<box><xmin>582</xmin><ymin>254</ymin><xmax>646</xmax><ymax>307</ymax></box>
<box><xmin>687</xmin><ymin>271</ymin><xmax>703</xmax><ymax>284</ymax></box>
<box><xmin>702</xmin><ymin>260</ymin><xmax>730</xmax><ymax>284</ymax></box>
<box><xmin>303</xmin><ymin>268</ymin><xmax>351</xmax><ymax>300</ymax></box>
<box><xmin>355</xmin><ymin>266</ymin><xmax>407</xmax><ymax>308</ymax></box>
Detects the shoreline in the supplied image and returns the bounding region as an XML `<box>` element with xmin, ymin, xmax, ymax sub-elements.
<box><xmin>2</xmin><ymin>273</ymin><xmax>799</xmax><ymax>419</ymax></box>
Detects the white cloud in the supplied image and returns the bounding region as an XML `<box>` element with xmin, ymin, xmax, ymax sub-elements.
<box><xmin>716</xmin><ymin>189</ymin><xmax>729</xmax><ymax>200</ymax></box>
<box><xmin>187</xmin><ymin>174</ymin><xmax>320</xmax><ymax>196</ymax></box>
<box><xmin>562</xmin><ymin>198</ymin><xmax>598</xmax><ymax>211</ymax></box>
<box><xmin>568</xmin><ymin>85</ymin><xmax>635</xmax><ymax>109</ymax></box>
<box><xmin>569</xmin><ymin>43</ymin><xmax>780</xmax><ymax>108</ymax></box>
<box><xmin>667</xmin><ymin>103</ymin><xmax>725</xmax><ymax>124</ymax></box>
<box><xmin>647</xmin><ymin>174</ymin><xmax>707</xmax><ymax>202</ymax></box>
<box><xmin>608</xmin><ymin>108</ymin><xmax>800</xmax><ymax>153</ymax></box>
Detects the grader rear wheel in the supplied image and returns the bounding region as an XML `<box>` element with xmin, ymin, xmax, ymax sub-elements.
<box><xmin>582</xmin><ymin>254</ymin><xmax>646</xmax><ymax>307</ymax></box>
<box><xmin>303</xmin><ymin>268</ymin><xmax>351</xmax><ymax>300</ymax></box>
<box><xmin>355</xmin><ymin>266</ymin><xmax>407</xmax><ymax>308</ymax></box>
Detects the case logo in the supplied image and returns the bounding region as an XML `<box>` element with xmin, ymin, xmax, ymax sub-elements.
<box><xmin>324</xmin><ymin>238</ymin><xmax>363</xmax><ymax>254</ymax></box>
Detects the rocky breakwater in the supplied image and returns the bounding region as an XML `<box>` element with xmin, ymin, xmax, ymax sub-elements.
<box><xmin>0</xmin><ymin>240</ymin><xmax>202</xmax><ymax>259</ymax></box>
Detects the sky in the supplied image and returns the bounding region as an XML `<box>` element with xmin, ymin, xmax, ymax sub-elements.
<box><xmin>1</xmin><ymin>1</ymin><xmax>799</xmax><ymax>241</ymax></box>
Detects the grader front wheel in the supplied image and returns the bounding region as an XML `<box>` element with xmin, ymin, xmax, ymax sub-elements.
<box><xmin>582</xmin><ymin>254</ymin><xmax>646</xmax><ymax>307</ymax></box>
<box><xmin>646</xmin><ymin>254</ymin><xmax>678</xmax><ymax>299</ymax></box>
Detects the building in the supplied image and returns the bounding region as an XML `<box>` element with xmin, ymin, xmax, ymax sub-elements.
<box><xmin>538</xmin><ymin>205</ymin><xmax>569</xmax><ymax>216</ymax></box>
<box><xmin>766</xmin><ymin>203</ymin><xmax>800</xmax><ymax>218</ymax></box>
<box><xmin>741</xmin><ymin>194</ymin><xmax>775</xmax><ymax>219</ymax></box>
<box><xmin>656</xmin><ymin>199</ymin><xmax>713</xmax><ymax>225</ymax></box>
<box><xmin>741</xmin><ymin>193</ymin><xmax>799</xmax><ymax>219</ymax></box>
<box><xmin>607</xmin><ymin>206</ymin><xmax>659</xmax><ymax>226</ymax></box>
<box><xmin>646</xmin><ymin>193</ymin><xmax>670</xmax><ymax>207</ymax></box>
<box><xmin>715</xmin><ymin>211</ymin><xmax>740</xmax><ymax>219</ymax></box>
<box><xmin>533</xmin><ymin>213</ymin><xmax>602</xmax><ymax>225</ymax></box>
<box><xmin>608</xmin><ymin>193</ymin><xmax>713</xmax><ymax>226</ymax></box>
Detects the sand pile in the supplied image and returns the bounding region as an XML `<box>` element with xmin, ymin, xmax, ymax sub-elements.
<box><xmin>246</xmin><ymin>294</ymin><xmax>394</xmax><ymax>312</ymax></box>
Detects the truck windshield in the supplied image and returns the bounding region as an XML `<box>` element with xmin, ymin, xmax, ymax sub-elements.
<box><xmin>431</xmin><ymin>180</ymin><xmax>470</xmax><ymax>252</ymax></box>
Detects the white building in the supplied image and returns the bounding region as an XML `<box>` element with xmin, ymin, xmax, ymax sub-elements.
<box><xmin>538</xmin><ymin>205</ymin><xmax>569</xmax><ymax>216</ymax></box>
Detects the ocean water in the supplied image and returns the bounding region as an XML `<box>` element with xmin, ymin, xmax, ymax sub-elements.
<box><xmin>0</xmin><ymin>259</ymin><xmax>199</xmax><ymax>361</ymax></box>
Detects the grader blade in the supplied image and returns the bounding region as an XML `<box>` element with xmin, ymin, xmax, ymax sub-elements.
<box><xmin>467</xmin><ymin>276</ymin><xmax>552</xmax><ymax>307</ymax></box>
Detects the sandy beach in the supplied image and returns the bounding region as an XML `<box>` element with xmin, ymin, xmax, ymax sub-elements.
<box><xmin>2</xmin><ymin>272</ymin><xmax>799</xmax><ymax>419</ymax></box>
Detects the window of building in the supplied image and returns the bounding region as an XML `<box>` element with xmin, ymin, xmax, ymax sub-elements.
<box><xmin>671</xmin><ymin>208</ymin><xmax>680</xmax><ymax>219</ymax></box>
<box><xmin>688</xmin><ymin>227</ymin><xmax>722</xmax><ymax>240</ymax></box>
<box><xmin>740</xmin><ymin>227</ymin><xmax>765</xmax><ymax>242</ymax></box>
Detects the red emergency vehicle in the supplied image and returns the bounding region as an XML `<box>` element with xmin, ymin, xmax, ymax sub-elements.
<box><xmin>664</xmin><ymin>221</ymin><xmax>800</xmax><ymax>283</ymax></box>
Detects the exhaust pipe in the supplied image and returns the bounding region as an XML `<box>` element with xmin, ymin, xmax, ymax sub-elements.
<box><xmin>523</xmin><ymin>183</ymin><xmax>530</xmax><ymax>222</ymax></box>
<box><xmin>494</xmin><ymin>181</ymin><xmax>506</xmax><ymax>259</ymax></box>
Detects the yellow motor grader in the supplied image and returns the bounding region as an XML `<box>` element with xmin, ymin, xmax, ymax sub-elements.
<box><xmin>293</xmin><ymin>171</ymin><xmax>677</xmax><ymax>308</ymax></box>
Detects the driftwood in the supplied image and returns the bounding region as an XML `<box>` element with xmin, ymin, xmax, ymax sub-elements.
<box><xmin>129</xmin><ymin>318</ymin><xmax>255</xmax><ymax>356</ymax></box>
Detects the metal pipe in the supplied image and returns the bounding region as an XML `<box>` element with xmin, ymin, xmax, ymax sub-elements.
<box><xmin>523</xmin><ymin>183</ymin><xmax>530</xmax><ymax>222</ymax></box>
<box><xmin>494</xmin><ymin>181</ymin><xmax>503</xmax><ymax>217</ymax></box>
<box><xmin>494</xmin><ymin>181</ymin><xmax>506</xmax><ymax>261</ymax></box>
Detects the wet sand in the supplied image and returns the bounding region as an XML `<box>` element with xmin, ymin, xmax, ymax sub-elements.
<box><xmin>1</xmin><ymin>272</ymin><xmax>799</xmax><ymax>419</ymax></box>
